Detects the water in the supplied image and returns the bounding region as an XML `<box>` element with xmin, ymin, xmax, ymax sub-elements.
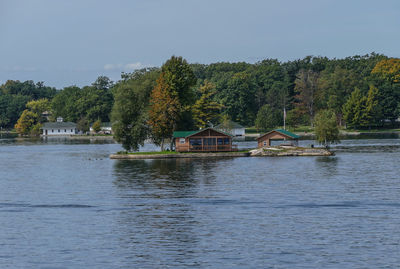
<box><xmin>1</xmin><ymin>137</ymin><xmax>400</xmax><ymax>268</ymax></box>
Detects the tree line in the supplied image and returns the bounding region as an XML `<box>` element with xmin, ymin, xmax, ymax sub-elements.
<box><xmin>1</xmin><ymin>53</ymin><xmax>400</xmax><ymax>149</ymax></box>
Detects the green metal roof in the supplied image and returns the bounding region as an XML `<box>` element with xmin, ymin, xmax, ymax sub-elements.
<box><xmin>274</xmin><ymin>129</ymin><xmax>300</xmax><ymax>139</ymax></box>
<box><xmin>173</xmin><ymin>127</ymin><xmax>233</xmax><ymax>138</ymax></box>
<box><xmin>173</xmin><ymin>130</ymin><xmax>198</xmax><ymax>138</ymax></box>
<box><xmin>258</xmin><ymin>129</ymin><xmax>300</xmax><ymax>140</ymax></box>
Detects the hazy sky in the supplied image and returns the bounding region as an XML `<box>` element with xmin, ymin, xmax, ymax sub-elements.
<box><xmin>1</xmin><ymin>0</ymin><xmax>399</xmax><ymax>88</ymax></box>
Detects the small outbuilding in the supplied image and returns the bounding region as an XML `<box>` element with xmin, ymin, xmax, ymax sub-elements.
<box><xmin>173</xmin><ymin>127</ymin><xmax>237</xmax><ymax>152</ymax></box>
<box><xmin>257</xmin><ymin>129</ymin><xmax>300</xmax><ymax>148</ymax></box>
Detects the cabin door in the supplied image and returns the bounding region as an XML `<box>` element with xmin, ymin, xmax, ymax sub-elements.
<box><xmin>45</xmin><ymin>130</ymin><xmax>48</xmax><ymax>135</ymax></box>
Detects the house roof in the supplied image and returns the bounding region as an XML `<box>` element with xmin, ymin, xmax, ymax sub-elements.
<box><xmin>173</xmin><ymin>127</ymin><xmax>233</xmax><ymax>138</ymax></box>
<box><xmin>215</xmin><ymin>120</ymin><xmax>244</xmax><ymax>129</ymax></box>
<box><xmin>42</xmin><ymin>122</ymin><xmax>77</xmax><ymax>129</ymax></box>
<box><xmin>257</xmin><ymin>129</ymin><xmax>300</xmax><ymax>140</ymax></box>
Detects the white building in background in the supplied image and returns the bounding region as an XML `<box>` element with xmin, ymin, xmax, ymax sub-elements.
<box><xmin>89</xmin><ymin>122</ymin><xmax>113</xmax><ymax>134</ymax></box>
<box><xmin>42</xmin><ymin>117</ymin><xmax>78</xmax><ymax>136</ymax></box>
<box><xmin>215</xmin><ymin>120</ymin><xmax>245</xmax><ymax>137</ymax></box>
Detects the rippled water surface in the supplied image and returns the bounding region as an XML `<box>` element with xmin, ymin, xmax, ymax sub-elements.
<box><xmin>1</xmin><ymin>136</ymin><xmax>400</xmax><ymax>268</ymax></box>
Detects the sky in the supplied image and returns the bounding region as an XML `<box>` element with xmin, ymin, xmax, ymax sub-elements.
<box><xmin>1</xmin><ymin>0</ymin><xmax>399</xmax><ymax>88</ymax></box>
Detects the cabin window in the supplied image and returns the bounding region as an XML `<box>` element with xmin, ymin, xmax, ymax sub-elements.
<box><xmin>52</xmin><ymin>129</ymin><xmax>54</xmax><ymax>133</ymax></box>
<box><xmin>204</xmin><ymin>138</ymin><xmax>216</xmax><ymax>145</ymax></box>
<box><xmin>58</xmin><ymin>129</ymin><xmax>60</xmax><ymax>133</ymax></box>
<box><xmin>224</xmin><ymin>138</ymin><xmax>230</xmax><ymax>145</ymax></box>
<box><xmin>179</xmin><ymin>138</ymin><xmax>185</xmax><ymax>144</ymax></box>
<box><xmin>64</xmin><ymin>129</ymin><xmax>67</xmax><ymax>132</ymax></box>
<box><xmin>263</xmin><ymin>141</ymin><xmax>267</xmax><ymax>146</ymax></box>
<box><xmin>217</xmin><ymin>138</ymin><xmax>223</xmax><ymax>145</ymax></box>
<box><xmin>189</xmin><ymin>138</ymin><xmax>202</xmax><ymax>146</ymax></box>
<box><xmin>71</xmin><ymin>129</ymin><xmax>73</xmax><ymax>132</ymax></box>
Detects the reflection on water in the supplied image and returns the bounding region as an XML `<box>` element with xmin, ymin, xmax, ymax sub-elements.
<box><xmin>113</xmin><ymin>159</ymin><xmax>219</xmax><ymax>195</ymax></box>
<box><xmin>113</xmin><ymin>159</ymin><xmax>223</xmax><ymax>267</ymax></box>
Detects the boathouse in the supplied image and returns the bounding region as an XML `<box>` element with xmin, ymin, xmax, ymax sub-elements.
<box><xmin>173</xmin><ymin>128</ymin><xmax>237</xmax><ymax>152</ymax></box>
<box><xmin>257</xmin><ymin>129</ymin><xmax>300</xmax><ymax>148</ymax></box>
<box><xmin>42</xmin><ymin>117</ymin><xmax>78</xmax><ymax>136</ymax></box>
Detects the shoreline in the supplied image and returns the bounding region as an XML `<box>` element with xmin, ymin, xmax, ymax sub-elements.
<box><xmin>110</xmin><ymin>151</ymin><xmax>250</xmax><ymax>159</ymax></box>
<box><xmin>110</xmin><ymin>146</ymin><xmax>332</xmax><ymax>160</ymax></box>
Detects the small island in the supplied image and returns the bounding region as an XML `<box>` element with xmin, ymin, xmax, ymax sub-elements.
<box><xmin>110</xmin><ymin>128</ymin><xmax>333</xmax><ymax>159</ymax></box>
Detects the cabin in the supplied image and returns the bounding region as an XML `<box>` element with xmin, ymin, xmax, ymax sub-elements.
<box><xmin>173</xmin><ymin>127</ymin><xmax>237</xmax><ymax>152</ymax></box>
<box><xmin>257</xmin><ymin>129</ymin><xmax>300</xmax><ymax>148</ymax></box>
<box><xmin>42</xmin><ymin>117</ymin><xmax>78</xmax><ymax>136</ymax></box>
<box><xmin>215</xmin><ymin>120</ymin><xmax>245</xmax><ymax>136</ymax></box>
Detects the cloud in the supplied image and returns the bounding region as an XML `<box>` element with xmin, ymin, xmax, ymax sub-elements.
<box><xmin>103</xmin><ymin>62</ymin><xmax>146</xmax><ymax>71</ymax></box>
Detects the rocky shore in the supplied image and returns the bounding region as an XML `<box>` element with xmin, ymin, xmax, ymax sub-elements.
<box><xmin>249</xmin><ymin>146</ymin><xmax>333</xmax><ymax>157</ymax></box>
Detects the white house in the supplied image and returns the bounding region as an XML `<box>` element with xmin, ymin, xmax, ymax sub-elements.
<box><xmin>42</xmin><ymin>117</ymin><xmax>78</xmax><ymax>136</ymax></box>
<box><xmin>215</xmin><ymin>120</ymin><xmax>245</xmax><ymax>137</ymax></box>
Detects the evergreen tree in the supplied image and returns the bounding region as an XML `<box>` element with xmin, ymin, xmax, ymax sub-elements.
<box><xmin>343</xmin><ymin>88</ymin><xmax>363</xmax><ymax>128</ymax></box>
<box><xmin>360</xmin><ymin>85</ymin><xmax>381</xmax><ymax>128</ymax></box>
<box><xmin>192</xmin><ymin>81</ymin><xmax>223</xmax><ymax>129</ymax></box>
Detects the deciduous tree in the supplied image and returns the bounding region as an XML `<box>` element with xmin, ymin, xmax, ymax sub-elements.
<box><xmin>111</xmin><ymin>69</ymin><xmax>159</xmax><ymax>151</ymax></box>
<box><xmin>314</xmin><ymin>109</ymin><xmax>340</xmax><ymax>146</ymax></box>
<box><xmin>148</xmin><ymin>73</ymin><xmax>180</xmax><ymax>150</ymax></box>
<box><xmin>92</xmin><ymin>119</ymin><xmax>101</xmax><ymax>133</ymax></box>
<box><xmin>293</xmin><ymin>69</ymin><xmax>320</xmax><ymax>125</ymax></box>
<box><xmin>255</xmin><ymin>104</ymin><xmax>282</xmax><ymax>132</ymax></box>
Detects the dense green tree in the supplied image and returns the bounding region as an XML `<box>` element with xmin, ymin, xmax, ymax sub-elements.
<box><xmin>343</xmin><ymin>88</ymin><xmax>364</xmax><ymax>128</ymax></box>
<box><xmin>51</xmin><ymin>82</ymin><xmax>113</xmax><ymax>123</ymax></box>
<box><xmin>26</xmin><ymin>98</ymin><xmax>50</xmax><ymax>117</ymax></box>
<box><xmin>360</xmin><ymin>85</ymin><xmax>382</xmax><ymax>128</ymax></box>
<box><xmin>51</xmin><ymin>86</ymin><xmax>82</xmax><ymax>122</ymax></box>
<box><xmin>111</xmin><ymin>69</ymin><xmax>159</xmax><ymax>151</ymax></box>
<box><xmin>0</xmin><ymin>80</ymin><xmax>56</xmax><ymax>99</ymax></box>
<box><xmin>318</xmin><ymin>67</ymin><xmax>362</xmax><ymax>126</ymax></box>
<box><xmin>92</xmin><ymin>76</ymin><xmax>114</xmax><ymax>90</ymax></box>
<box><xmin>314</xmin><ymin>109</ymin><xmax>340</xmax><ymax>146</ymax></box>
<box><xmin>0</xmin><ymin>94</ymin><xmax>30</xmax><ymax>128</ymax></box>
<box><xmin>77</xmin><ymin>117</ymin><xmax>90</xmax><ymax>133</ymax></box>
<box><xmin>219</xmin><ymin>72</ymin><xmax>256</xmax><ymax>126</ymax></box>
<box><xmin>161</xmin><ymin>56</ymin><xmax>197</xmax><ymax>131</ymax></box>
<box><xmin>192</xmin><ymin>81</ymin><xmax>223</xmax><ymax>129</ymax></box>
<box><xmin>0</xmin><ymin>80</ymin><xmax>56</xmax><ymax>129</ymax></box>
<box><xmin>255</xmin><ymin>104</ymin><xmax>282</xmax><ymax>131</ymax></box>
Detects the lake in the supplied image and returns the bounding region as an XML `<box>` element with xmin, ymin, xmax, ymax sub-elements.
<box><xmin>0</xmin><ymin>136</ymin><xmax>400</xmax><ymax>268</ymax></box>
